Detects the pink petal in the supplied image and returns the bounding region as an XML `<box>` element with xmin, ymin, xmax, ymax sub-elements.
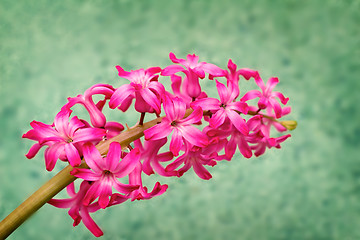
<box><xmin>80</xmin><ymin>206</ymin><xmax>104</xmax><ymax>237</ymax></box>
<box><xmin>146</xmin><ymin>66</ymin><xmax>162</xmax><ymax>75</ymax></box>
<box><xmin>25</xmin><ymin>143</ymin><xmax>42</xmax><ymax>159</ymax></box>
<box><xmin>44</xmin><ymin>143</ymin><xmax>65</xmax><ymax>171</ymax></box>
<box><xmin>180</xmin><ymin>107</ymin><xmax>203</xmax><ymax>125</ymax></box>
<box><xmin>238</xmin><ymin>137</ymin><xmax>252</xmax><ymax>158</ymax></box>
<box><xmin>106</xmin><ymin>142</ymin><xmax>122</xmax><ymax>172</ymax></box>
<box><xmin>98</xmin><ymin>183</ymin><xmax>113</xmax><ymax>208</ymax></box>
<box><xmin>240</xmin><ymin>90</ymin><xmax>262</xmax><ymax>102</ymax></box>
<box><xmin>72</xmin><ymin>128</ymin><xmax>106</xmax><ymax>143</ymax></box>
<box><xmin>144</xmin><ymin>121</ymin><xmax>172</xmax><ymax>141</ymax></box>
<box><xmin>139</xmin><ymin>88</ymin><xmax>161</xmax><ymax>114</ymax></box>
<box><xmin>83</xmin><ymin>182</ymin><xmax>102</xmax><ymax>206</ymax></box>
<box><xmin>225</xmin><ymin>138</ymin><xmax>237</xmax><ymax>159</ymax></box>
<box><xmin>201</xmin><ymin>63</ymin><xmax>227</xmax><ymax>76</ymax></box>
<box><xmin>227</xmin><ymin>101</ymin><xmax>249</xmax><ymax>114</ymax></box>
<box><xmin>83</xmin><ymin>143</ymin><xmax>103</xmax><ymax>172</ymax></box>
<box><xmin>169</xmin><ymin>52</ymin><xmax>184</xmax><ymax>64</ymax></box>
<box><xmin>54</xmin><ymin>108</ymin><xmax>71</xmax><ymax>135</ymax></box>
<box><xmin>148</xmin><ymin>81</ymin><xmax>165</xmax><ymax>95</ymax></box>
<box><xmin>209</xmin><ymin>109</ymin><xmax>227</xmax><ymax>128</ymax></box>
<box><xmin>47</xmin><ymin>198</ymin><xmax>74</xmax><ymax>208</ymax></box>
<box><xmin>226</xmin><ymin>110</ymin><xmax>249</xmax><ymax>135</ymax></box>
<box><xmin>192</xmin><ymin>160</ymin><xmax>212</xmax><ymax>180</ymax></box>
<box><xmin>191</xmin><ymin>98</ymin><xmax>220</xmax><ymax>111</ymax></box>
<box><xmin>113</xmin><ymin>147</ymin><xmax>140</xmax><ymax>177</ymax></box>
<box><xmin>237</xmin><ymin>68</ymin><xmax>260</xmax><ymax>81</ymax></box>
<box><xmin>109</xmin><ymin>84</ymin><xmax>135</xmax><ymax>109</ymax></box>
<box><xmin>216</xmin><ymin>80</ymin><xmax>231</xmax><ymax>104</ymax></box>
<box><xmin>179</xmin><ymin>125</ymin><xmax>208</xmax><ymax>147</ymax></box>
<box><xmin>113</xmin><ymin>181</ymin><xmax>139</xmax><ymax>194</ymax></box>
<box><xmin>115</xmin><ymin>65</ymin><xmax>130</xmax><ymax>78</ymax></box>
<box><xmin>170</xmin><ymin>128</ymin><xmax>183</xmax><ymax>156</ymax></box>
<box><xmin>272</xmin><ymin>91</ymin><xmax>289</xmax><ymax>105</ymax></box>
<box><xmin>68</xmin><ymin>116</ymin><xmax>85</xmax><ymax>135</ymax></box>
<box><xmin>70</xmin><ymin>168</ymin><xmax>101</xmax><ymax>181</ymax></box>
<box><xmin>161</xmin><ymin>65</ymin><xmax>185</xmax><ymax>76</ymax></box>
<box><xmin>269</xmin><ymin>98</ymin><xmax>283</xmax><ymax>118</ymax></box>
<box><xmin>65</xmin><ymin>143</ymin><xmax>82</xmax><ymax>167</ymax></box>
<box><xmin>163</xmin><ymin>95</ymin><xmax>176</xmax><ymax>121</ymax></box>
<box><xmin>265</xmin><ymin>77</ymin><xmax>279</xmax><ymax>93</ymax></box>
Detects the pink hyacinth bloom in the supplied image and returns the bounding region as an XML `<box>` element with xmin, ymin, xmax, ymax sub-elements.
<box><xmin>70</xmin><ymin>142</ymin><xmax>140</xmax><ymax>208</ymax></box>
<box><xmin>23</xmin><ymin>108</ymin><xmax>106</xmax><ymax>171</ymax></box>
<box><xmin>246</xmin><ymin>115</ymin><xmax>291</xmax><ymax>157</ymax></box>
<box><xmin>162</xmin><ymin>52</ymin><xmax>227</xmax><ymax>99</ymax></box>
<box><xmin>165</xmin><ymin>142</ymin><xmax>217</xmax><ymax>180</ymax></box>
<box><xmin>191</xmin><ymin>80</ymin><xmax>249</xmax><ymax>135</ymax></box>
<box><xmin>144</xmin><ymin>95</ymin><xmax>208</xmax><ymax>156</ymax></box>
<box><xmin>66</xmin><ymin>84</ymin><xmax>115</xmax><ymax>128</ymax></box>
<box><xmin>48</xmin><ymin>181</ymin><xmax>104</xmax><ymax>237</ymax></box>
<box><xmin>241</xmin><ymin>77</ymin><xmax>289</xmax><ymax>118</ymax></box>
<box><xmin>128</xmin><ymin>162</ymin><xmax>168</xmax><ymax>201</ymax></box>
<box><xmin>109</xmin><ymin>66</ymin><xmax>164</xmax><ymax>114</ymax></box>
<box><xmin>134</xmin><ymin>138</ymin><xmax>175</xmax><ymax>177</ymax></box>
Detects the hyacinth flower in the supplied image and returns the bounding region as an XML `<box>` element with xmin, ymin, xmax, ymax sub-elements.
<box><xmin>66</xmin><ymin>84</ymin><xmax>115</xmax><ymax>128</ymax></box>
<box><xmin>70</xmin><ymin>142</ymin><xmax>140</xmax><ymax>208</ymax></box>
<box><xmin>23</xmin><ymin>108</ymin><xmax>106</xmax><ymax>171</ymax></box>
<box><xmin>241</xmin><ymin>76</ymin><xmax>289</xmax><ymax>118</ymax></box>
<box><xmin>128</xmin><ymin>162</ymin><xmax>168</xmax><ymax>201</ymax></box>
<box><xmin>161</xmin><ymin>52</ymin><xmax>227</xmax><ymax>99</ymax></box>
<box><xmin>1</xmin><ymin>53</ymin><xmax>297</xmax><ymax>239</ymax></box>
<box><xmin>109</xmin><ymin>66</ymin><xmax>164</xmax><ymax>114</ymax></box>
<box><xmin>191</xmin><ymin>80</ymin><xmax>249</xmax><ymax>135</ymax></box>
<box><xmin>246</xmin><ymin>114</ymin><xmax>291</xmax><ymax>157</ymax></box>
<box><xmin>144</xmin><ymin>95</ymin><xmax>208</xmax><ymax>156</ymax></box>
<box><xmin>134</xmin><ymin>138</ymin><xmax>175</xmax><ymax>177</ymax></box>
<box><xmin>48</xmin><ymin>181</ymin><xmax>103</xmax><ymax>237</ymax></box>
<box><xmin>165</xmin><ymin>142</ymin><xmax>217</xmax><ymax>180</ymax></box>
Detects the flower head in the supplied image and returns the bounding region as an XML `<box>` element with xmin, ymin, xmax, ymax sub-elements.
<box><xmin>70</xmin><ymin>142</ymin><xmax>140</xmax><ymax>208</ymax></box>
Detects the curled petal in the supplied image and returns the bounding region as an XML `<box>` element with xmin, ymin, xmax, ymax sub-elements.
<box><xmin>240</xmin><ymin>90</ymin><xmax>262</xmax><ymax>102</ymax></box>
<box><xmin>80</xmin><ymin>206</ymin><xmax>104</xmax><ymax>237</ymax></box>
<box><xmin>44</xmin><ymin>143</ymin><xmax>65</xmax><ymax>171</ymax></box>
<box><xmin>192</xmin><ymin>160</ymin><xmax>212</xmax><ymax>180</ymax></box>
<box><xmin>70</xmin><ymin>168</ymin><xmax>101</xmax><ymax>181</ymax></box>
<box><xmin>179</xmin><ymin>125</ymin><xmax>208</xmax><ymax>147</ymax></box>
<box><xmin>114</xmin><ymin>147</ymin><xmax>141</xmax><ymax>177</ymax></box>
<box><xmin>161</xmin><ymin>65</ymin><xmax>185</xmax><ymax>76</ymax></box>
<box><xmin>109</xmin><ymin>84</ymin><xmax>135</xmax><ymax>109</ymax></box>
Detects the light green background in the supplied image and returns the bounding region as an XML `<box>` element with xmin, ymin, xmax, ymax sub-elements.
<box><xmin>1</xmin><ymin>0</ymin><xmax>359</xmax><ymax>239</ymax></box>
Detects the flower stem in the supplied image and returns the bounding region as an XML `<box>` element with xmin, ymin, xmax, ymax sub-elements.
<box><xmin>0</xmin><ymin>109</ymin><xmax>193</xmax><ymax>239</ymax></box>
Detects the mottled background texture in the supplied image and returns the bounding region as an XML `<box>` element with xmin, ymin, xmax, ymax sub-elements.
<box><xmin>0</xmin><ymin>0</ymin><xmax>359</xmax><ymax>239</ymax></box>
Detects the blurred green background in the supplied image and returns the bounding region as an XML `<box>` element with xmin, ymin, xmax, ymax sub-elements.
<box><xmin>1</xmin><ymin>0</ymin><xmax>359</xmax><ymax>239</ymax></box>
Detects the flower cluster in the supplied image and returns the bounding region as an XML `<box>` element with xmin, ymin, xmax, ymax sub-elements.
<box><xmin>23</xmin><ymin>53</ymin><xmax>295</xmax><ymax>237</ymax></box>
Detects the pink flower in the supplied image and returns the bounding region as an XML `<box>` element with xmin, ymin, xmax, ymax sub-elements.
<box><xmin>191</xmin><ymin>80</ymin><xmax>249</xmax><ymax>135</ymax></box>
<box><xmin>70</xmin><ymin>142</ymin><xmax>140</xmax><ymax>208</ymax></box>
<box><xmin>134</xmin><ymin>138</ymin><xmax>175</xmax><ymax>177</ymax></box>
<box><xmin>48</xmin><ymin>181</ymin><xmax>104</xmax><ymax>237</ymax></box>
<box><xmin>165</xmin><ymin>142</ymin><xmax>217</xmax><ymax>180</ymax></box>
<box><xmin>66</xmin><ymin>84</ymin><xmax>115</xmax><ymax>128</ymax></box>
<box><xmin>109</xmin><ymin>66</ymin><xmax>164</xmax><ymax>114</ymax></box>
<box><xmin>162</xmin><ymin>52</ymin><xmax>226</xmax><ymax>98</ymax></box>
<box><xmin>128</xmin><ymin>162</ymin><xmax>168</xmax><ymax>201</ymax></box>
<box><xmin>241</xmin><ymin>77</ymin><xmax>289</xmax><ymax>118</ymax></box>
<box><xmin>23</xmin><ymin>108</ymin><xmax>106</xmax><ymax>171</ymax></box>
<box><xmin>144</xmin><ymin>95</ymin><xmax>208</xmax><ymax>156</ymax></box>
<box><xmin>246</xmin><ymin>115</ymin><xmax>291</xmax><ymax>157</ymax></box>
<box><xmin>48</xmin><ymin>181</ymin><xmax>129</xmax><ymax>237</ymax></box>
